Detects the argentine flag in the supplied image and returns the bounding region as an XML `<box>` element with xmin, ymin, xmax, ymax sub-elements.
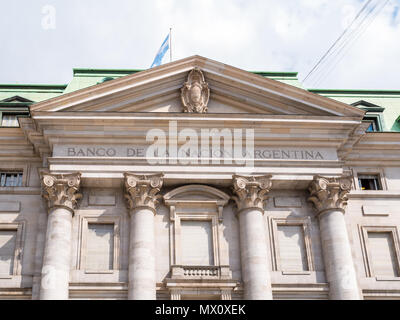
<box><xmin>150</xmin><ymin>33</ymin><xmax>170</xmax><ymax>68</ymax></box>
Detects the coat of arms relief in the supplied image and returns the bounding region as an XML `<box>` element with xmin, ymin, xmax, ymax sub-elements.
<box><xmin>181</xmin><ymin>68</ymin><xmax>210</xmax><ymax>113</ymax></box>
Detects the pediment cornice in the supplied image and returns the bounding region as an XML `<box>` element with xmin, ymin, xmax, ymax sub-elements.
<box><xmin>29</xmin><ymin>111</ymin><xmax>362</xmax><ymax>149</ymax></box>
<box><xmin>30</xmin><ymin>56</ymin><xmax>365</xmax><ymax>118</ymax></box>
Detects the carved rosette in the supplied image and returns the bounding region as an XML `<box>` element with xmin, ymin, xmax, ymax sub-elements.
<box><xmin>124</xmin><ymin>173</ymin><xmax>164</xmax><ymax>214</ymax></box>
<box><xmin>181</xmin><ymin>68</ymin><xmax>210</xmax><ymax>113</ymax></box>
<box><xmin>308</xmin><ymin>175</ymin><xmax>353</xmax><ymax>214</ymax></box>
<box><xmin>232</xmin><ymin>175</ymin><xmax>272</xmax><ymax>213</ymax></box>
<box><xmin>41</xmin><ymin>172</ymin><xmax>82</xmax><ymax>213</ymax></box>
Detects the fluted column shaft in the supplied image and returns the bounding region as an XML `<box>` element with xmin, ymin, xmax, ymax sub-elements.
<box><xmin>39</xmin><ymin>172</ymin><xmax>82</xmax><ymax>300</ymax></box>
<box><xmin>232</xmin><ymin>175</ymin><xmax>273</xmax><ymax>300</ymax></box>
<box><xmin>308</xmin><ymin>175</ymin><xmax>360</xmax><ymax>300</ymax></box>
<box><xmin>124</xmin><ymin>173</ymin><xmax>163</xmax><ymax>300</ymax></box>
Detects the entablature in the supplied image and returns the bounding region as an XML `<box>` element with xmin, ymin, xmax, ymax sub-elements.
<box><xmin>343</xmin><ymin>132</ymin><xmax>400</xmax><ymax>165</ymax></box>
<box><xmin>25</xmin><ymin>113</ymin><xmax>363</xmax><ymax>158</ymax></box>
<box><xmin>42</xmin><ymin>165</ymin><xmax>345</xmax><ymax>189</ymax></box>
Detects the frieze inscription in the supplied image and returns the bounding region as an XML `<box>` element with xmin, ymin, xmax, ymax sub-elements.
<box><xmin>55</xmin><ymin>145</ymin><xmax>337</xmax><ymax>161</ymax></box>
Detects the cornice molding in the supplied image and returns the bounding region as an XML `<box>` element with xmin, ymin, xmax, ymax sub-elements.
<box><xmin>337</xmin><ymin>122</ymin><xmax>370</xmax><ymax>159</ymax></box>
<box><xmin>29</xmin><ymin>55</ymin><xmax>364</xmax><ymax>118</ymax></box>
<box><xmin>18</xmin><ymin>117</ymin><xmax>50</xmax><ymax>158</ymax></box>
<box><xmin>164</xmin><ymin>184</ymin><xmax>230</xmax><ymax>203</ymax></box>
<box><xmin>347</xmin><ymin>191</ymin><xmax>400</xmax><ymax>199</ymax></box>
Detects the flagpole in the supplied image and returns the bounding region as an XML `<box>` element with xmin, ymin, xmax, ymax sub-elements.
<box><xmin>169</xmin><ymin>27</ymin><xmax>172</xmax><ymax>62</ymax></box>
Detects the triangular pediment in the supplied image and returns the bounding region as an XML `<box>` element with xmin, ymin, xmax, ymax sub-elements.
<box><xmin>30</xmin><ymin>56</ymin><xmax>364</xmax><ymax>118</ymax></box>
<box><xmin>351</xmin><ymin>100</ymin><xmax>385</xmax><ymax>112</ymax></box>
<box><xmin>2</xmin><ymin>95</ymin><xmax>33</xmax><ymax>103</ymax></box>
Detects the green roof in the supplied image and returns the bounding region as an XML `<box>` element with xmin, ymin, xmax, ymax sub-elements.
<box><xmin>73</xmin><ymin>68</ymin><xmax>143</xmax><ymax>77</ymax></box>
<box><xmin>0</xmin><ymin>84</ymin><xmax>67</xmax><ymax>90</ymax></box>
<box><xmin>0</xmin><ymin>66</ymin><xmax>399</xmax><ymax>132</ymax></box>
<box><xmin>0</xmin><ymin>68</ymin><xmax>304</xmax><ymax>101</ymax></box>
<box><xmin>0</xmin><ymin>84</ymin><xmax>67</xmax><ymax>103</ymax></box>
<box><xmin>312</xmin><ymin>89</ymin><xmax>400</xmax><ymax>132</ymax></box>
<box><xmin>309</xmin><ymin>88</ymin><xmax>400</xmax><ymax>95</ymax></box>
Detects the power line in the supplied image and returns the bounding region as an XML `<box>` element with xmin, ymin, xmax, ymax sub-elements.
<box><xmin>302</xmin><ymin>0</ymin><xmax>373</xmax><ymax>84</ymax></box>
<box><xmin>304</xmin><ymin>0</ymin><xmax>376</xmax><ymax>85</ymax></box>
<box><xmin>313</xmin><ymin>0</ymin><xmax>389</xmax><ymax>87</ymax></box>
<box><xmin>311</xmin><ymin>0</ymin><xmax>385</xmax><ymax>87</ymax></box>
<box><xmin>310</xmin><ymin>0</ymin><xmax>381</xmax><ymax>87</ymax></box>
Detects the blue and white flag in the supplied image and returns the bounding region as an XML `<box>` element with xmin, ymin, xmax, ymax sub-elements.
<box><xmin>150</xmin><ymin>33</ymin><xmax>170</xmax><ymax>68</ymax></box>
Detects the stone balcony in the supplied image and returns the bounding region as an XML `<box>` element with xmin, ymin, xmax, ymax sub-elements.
<box><xmin>166</xmin><ymin>264</ymin><xmax>237</xmax><ymax>299</ymax></box>
<box><xmin>170</xmin><ymin>265</ymin><xmax>232</xmax><ymax>280</ymax></box>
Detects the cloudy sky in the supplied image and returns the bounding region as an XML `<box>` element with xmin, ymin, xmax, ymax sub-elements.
<box><xmin>1</xmin><ymin>0</ymin><xmax>399</xmax><ymax>89</ymax></box>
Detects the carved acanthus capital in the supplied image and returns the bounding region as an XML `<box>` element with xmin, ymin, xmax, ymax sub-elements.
<box><xmin>181</xmin><ymin>68</ymin><xmax>210</xmax><ymax>113</ymax></box>
<box><xmin>232</xmin><ymin>175</ymin><xmax>272</xmax><ymax>213</ymax></box>
<box><xmin>124</xmin><ymin>173</ymin><xmax>164</xmax><ymax>214</ymax></box>
<box><xmin>41</xmin><ymin>172</ymin><xmax>82</xmax><ymax>213</ymax></box>
<box><xmin>308</xmin><ymin>175</ymin><xmax>353</xmax><ymax>214</ymax></box>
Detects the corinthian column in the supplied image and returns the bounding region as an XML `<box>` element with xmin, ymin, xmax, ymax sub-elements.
<box><xmin>308</xmin><ymin>175</ymin><xmax>360</xmax><ymax>300</ymax></box>
<box><xmin>232</xmin><ymin>175</ymin><xmax>273</xmax><ymax>300</ymax></box>
<box><xmin>124</xmin><ymin>173</ymin><xmax>163</xmax><ymax>300</ymax></box>
<box><xmin>40</xmin><ymin>172</ymin><xmax>82</xmax><ymax>300</ymax></box>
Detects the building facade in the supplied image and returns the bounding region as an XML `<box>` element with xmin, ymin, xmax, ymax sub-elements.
<box><xmin>0</xmin><ymin>56</ymin><xmax>399</xmax><ymax>300</ymax></box>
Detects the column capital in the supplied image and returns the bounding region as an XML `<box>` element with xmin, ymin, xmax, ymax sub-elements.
<box><xmin>308</xmin><ymin>175</ymin><xmax>352</xmax><ymax>215</ymax></box>
<box><xmin>124</xmin><ymin>172</ymin><xmax>164</xmax><ymax>215</ymax></box>
<box><xmin>40</xmin><ymin>172</ymin><xmax>82</xmax><ymax>213</ymax></box>
<box><xmin>232</xmin><ymin>174</ymin><xmax>272</xmax><ymax>213</ymax></box>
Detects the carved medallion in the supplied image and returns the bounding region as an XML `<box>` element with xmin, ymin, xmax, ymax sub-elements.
<box><xmin>181</xmin><ymin>68</ymin><xmax>210</xmax><ymax>113</ymax></box>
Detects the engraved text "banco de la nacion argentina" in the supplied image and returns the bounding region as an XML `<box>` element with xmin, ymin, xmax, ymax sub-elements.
<box><xmin>66</xmin><ymin>147</ymin><xmax>325</xmax><ymax>160</ymax></box>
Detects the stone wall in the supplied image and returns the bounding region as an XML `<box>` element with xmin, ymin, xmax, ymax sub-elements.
<box><xmin>0</xmin><ymin>164</ymin><xmax>400</xmax><ymax>299</ymax></box>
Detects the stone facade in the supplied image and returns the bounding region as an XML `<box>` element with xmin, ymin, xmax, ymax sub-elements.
<box><xmin>0</xmin><ymin>56</ymin><xmax>400</xmax><ymax>300</ymax></box>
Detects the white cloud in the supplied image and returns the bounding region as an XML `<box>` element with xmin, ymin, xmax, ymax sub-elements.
<box><xmin>0</xmin><ymin>0</ymin><xmax>399</xmax><ymax>89</ymax></box>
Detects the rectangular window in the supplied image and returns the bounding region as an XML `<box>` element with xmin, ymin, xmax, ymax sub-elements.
<box><xmin>277</xmin><ymin>225</ymin><xmax>308</xmax><ymax>272</ymax></box>
<box><xmin>358</xmin><ymin>174</ymin><xmax>381</xmax><ymax>190</ymax></box>
<box><xmin>0</xmin><ymin>172</ymin><xmax>23</xmax><ymax>187</ymax></box>
<box><xmin>368</xmin><ymin>232</ymin><xmax>399</xmax><ymax>277</ymax></box>
<box><xmin>0</xmin><ymin>230</ymin><xmax>17</xmax><ymax>275</ymax></box>
<box><xmin>86</xmin><ymin>223</ymin><xmax>114</xmax><ymax>271</ymax></box>
<box><xmin>362</xmin><ymin>116</ymin><xmax>380</xmax><ymax>132</ymax></box>
<box><xmin>181</xmin><ymin>220</ymin><xmax>214</xmax><ymax>266</ymax></box>
<box><xmin>1</xmin><ymin>114</ymin><xmax>19</xmax><ymax>127</ymax></box>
